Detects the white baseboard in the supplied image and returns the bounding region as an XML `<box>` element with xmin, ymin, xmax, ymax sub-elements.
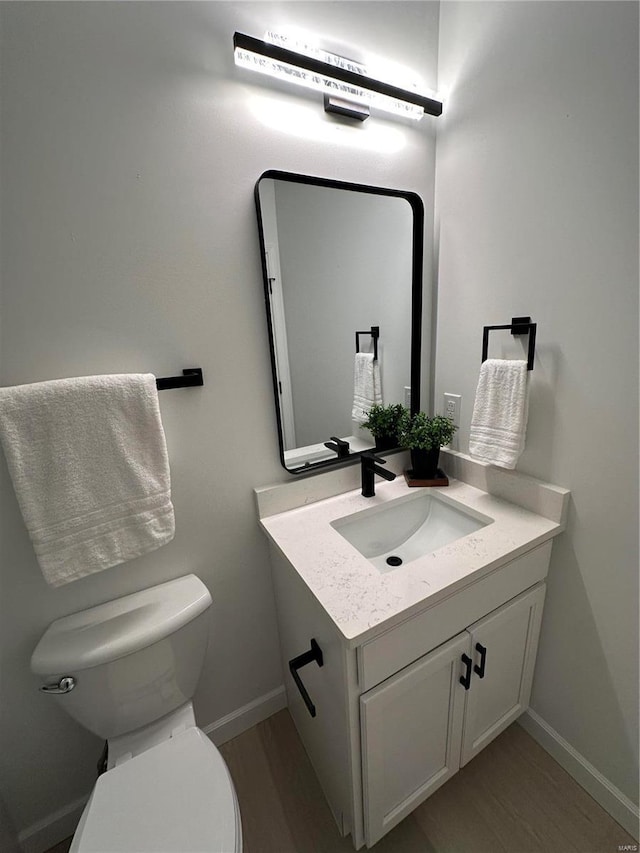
<box><xmin>18</xmin><ymin>686</ymin><xmax>287</xmax><ymax>853</ymax></box>
<box><xmin>519</xmin><ymin>709</ymin><xmax>639</xmax><ymax>840</ymax></box>
<box><xmin>202</xmin><ymin>684</ymin><xmax>287</xmax><ymax>746</ymax></box>
<box><xmin>19</xmin><ymin>793</ymin><xmax>89</xmax><ymax>853</ymax></box>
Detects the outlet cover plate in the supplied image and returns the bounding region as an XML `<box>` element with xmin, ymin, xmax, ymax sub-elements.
<box><xmin>443</xmin><ymin>393</ymin><xmax>462</xmax><ymax>427</ymax></box>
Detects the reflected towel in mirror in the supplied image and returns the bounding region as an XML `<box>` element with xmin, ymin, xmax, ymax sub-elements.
<box><xmin>352</xmin><ymin>353</ymin><xmax>383</xmax><ymax>424</ymax></box>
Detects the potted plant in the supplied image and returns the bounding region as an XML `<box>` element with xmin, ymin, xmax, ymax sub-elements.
<box><xmin>399</xmin><ymin>411</ymin><xmax>457</xmax><ymax>479</ymax></box>
<box><xmin>362</xmin><ymin>403</ymin><xmax>407</xmax><ymax>451</ymax></box>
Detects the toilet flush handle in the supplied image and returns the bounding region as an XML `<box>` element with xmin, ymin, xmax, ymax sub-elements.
<box><xmin>40</xmin><ymin>676</ymin><xmax>76</xmax><ymax>694</ymax></box>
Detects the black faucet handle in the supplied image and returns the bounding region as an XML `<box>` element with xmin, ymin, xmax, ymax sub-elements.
<box><xmin>329</xmin><ymin>436</ymin><xmax>349</xmax><ymax>448</ymax></box>
<box><xmin>324</xmin><ymin>437</ymin><xmax>350</xmax><ymax>458</ymax></box>
<box><xmin>361</xmin><ymin>450</ymin><xmax>387</xmax><ymax>465</ymax></box>
<box><xmin>360</xmin><ymin>450</ymin><xmax>395</xmax><ymax>497</ymax></box>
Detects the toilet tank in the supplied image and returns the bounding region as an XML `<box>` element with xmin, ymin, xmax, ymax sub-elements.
<box><xmin>31</xmin><ymin>575</ymin><xmax>212</xmax><ymax>740</ymax></box>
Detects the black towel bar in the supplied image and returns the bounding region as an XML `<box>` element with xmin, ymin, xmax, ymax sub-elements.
<box><xmin>155</xmin><ymin>368</ymin><xmax>204</xmax><ymax>390</ymax></box>
<box><xmin>355</xmin><ymin>326</ymin><xmax>380</xmax><ymax>361</ymax></box>
<box><xmin>482</xmin><ymin>317</ymin><xmax>536</xmax><ymax>371</ymax></box>
<box><xmin>289</xmin><ymin>639</ymin><xmax>324</xmax><ymax>718</ymax></box>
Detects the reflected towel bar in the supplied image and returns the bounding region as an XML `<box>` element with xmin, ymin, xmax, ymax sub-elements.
<box><xmin>356</xmin><ymin>326</ymin><xmax>380</xmax><ymax>361</ymax></box>
<box><xmin>156</xmin><ymin>368</ymin><xmax>204</xmax><ymax>390</ymax></box>
<box><xmin>481</xmin><ymin>317</ymin><xmax>536</xmax><ymax>371</ymax></box>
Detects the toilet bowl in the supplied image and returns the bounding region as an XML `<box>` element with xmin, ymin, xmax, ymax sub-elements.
<box><xmin>31</xmin><ymin>575</ymin><xmax>242</xmax><ymax>853</ymax></box>
<box><xmin>70</xmin><ymin>723</ymin><xmax>241</xmax><ymax>853</ymax></box>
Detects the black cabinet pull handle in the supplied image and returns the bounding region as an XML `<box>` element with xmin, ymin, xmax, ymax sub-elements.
<box><xmin>289</xmin><ymin>639</ymin><xmax>324</xmax><ymax>718</ymax></box>
<box><xmin>474</xmin><ymin>642</ymin><xmax>487</xmax><ymax>678</ymax></box>
<box><xmin>460</xmin><ymin>653</ymin><xmax>472</xmax><ymax>690</ymax></box>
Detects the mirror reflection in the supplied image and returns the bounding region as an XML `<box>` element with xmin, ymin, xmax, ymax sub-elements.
<box><xmin>256</xmin><ymin>171</ymin><xmax>423</xmax><ymax>473</ymax></box>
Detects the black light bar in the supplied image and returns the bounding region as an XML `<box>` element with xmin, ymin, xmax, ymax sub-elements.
<box><xmin>233</xmin><ymin>32</ymin><xmax>443</xmax><ymax>118</ymax></box>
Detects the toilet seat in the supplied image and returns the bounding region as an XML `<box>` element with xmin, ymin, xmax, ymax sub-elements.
<box><xmin>70</xmin><ymin>727</ymin><xmax>242</xmax><ymax>852</ymax></box>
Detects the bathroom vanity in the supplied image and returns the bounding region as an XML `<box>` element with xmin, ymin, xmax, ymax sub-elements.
<box><xmin>256</xmin><ymin>451</ymin><xmax>569</xmax><ymax>849</ymax></box>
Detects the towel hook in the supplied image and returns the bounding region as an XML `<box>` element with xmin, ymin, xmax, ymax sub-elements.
<box><xmin>355</xmin><ymin>326</ymin><xmax>379</xmax><ymax>361</ymax></box>
<box><xmin>482</xmin><ymin>317</ymin><xmax>536</xmax><ymax>371</ymax></box>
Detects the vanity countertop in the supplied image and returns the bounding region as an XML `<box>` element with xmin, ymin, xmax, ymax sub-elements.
<box><xmin>259</xmin><ymin>475</ymin><xmax>567</xmax><ymax>646</ymax></box>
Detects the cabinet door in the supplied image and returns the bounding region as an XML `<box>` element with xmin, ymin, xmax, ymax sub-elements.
<box><xmin>360</xmin><ymin>633</ymin><xmax>468</xmax><ymax>847</ymax></box>
<box><xmin>460</xmin><ymin>582</ymin><xmax>546</xmax><ymax>766</ymax></box>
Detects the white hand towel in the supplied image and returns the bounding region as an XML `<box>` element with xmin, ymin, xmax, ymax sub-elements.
<box><xmin>469</xmin><ymin>359</ymin><xmax>529</xmax><ymax>469</ymax></box>
<box><xmin>352</xmin><ymin>353</ymin><xmax>383</xmax><ymax>424</ymax></box>
<box><xmin>0</xmin><ymin>374</ymin><xmax>175</xmax><ymax>586</ymax></box>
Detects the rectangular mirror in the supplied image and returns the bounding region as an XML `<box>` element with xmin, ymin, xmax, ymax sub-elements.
<box><xmin>255</xmin><ymin>170</ymin><xmax>424</xmax><ymax>474</ymax></box>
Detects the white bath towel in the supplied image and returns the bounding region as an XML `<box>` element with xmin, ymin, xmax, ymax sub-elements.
<box><xmin>0</xmin><ymin>374</ymin><xmax>175</xmax><ymax>586</ymax></box>
<box><xmin>469</xmin><ymin>359</ymin><xmax>529</xmax><ymax>469</ymax></box>
<box><xmin>352</xmin><ymin>353</ymin><xmax>382</xmax><ymax>424</ymax></box>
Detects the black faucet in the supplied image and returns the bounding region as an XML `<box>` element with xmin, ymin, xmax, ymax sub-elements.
<box><xmin>360</xmin><ymin>451</ymin><xmax>396</xmax><ymax>497</ymax></box>
<box><xmin>324</xmin><ymin>436</ymin><xmax>350</xmax><ymax>459</ymax></box>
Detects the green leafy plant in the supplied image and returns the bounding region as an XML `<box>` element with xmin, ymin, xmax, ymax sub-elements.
<box><xmin>362</xmin><ymin>403</ymin><xmax>407</xmax><ymax>439</ymax></box>
<box><xmin>399</xmin><ymin>411</ymin><xmax>457</xmax><ymax>450</ymax></box>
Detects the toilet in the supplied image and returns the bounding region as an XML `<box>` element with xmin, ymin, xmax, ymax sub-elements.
<box><xmin>31</xmin><ymin>575</ymin><xmax>242</xmax><ymax>853</ymax></box>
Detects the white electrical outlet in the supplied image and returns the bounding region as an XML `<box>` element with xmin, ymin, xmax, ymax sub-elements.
<box><xmin>404</xmin><ymin>386</ymin><xmax>411</xmax><ymax>408</ymax></box>
<box><xmin>443</xmin><ymin>393</ymin><xmax>462</xmax><ymax>427</ymax></box>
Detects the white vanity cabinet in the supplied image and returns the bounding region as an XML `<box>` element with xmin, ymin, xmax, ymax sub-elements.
<box><xmin>360</xmin><ymin>632</ymin><xmax>468</xmax><ymax>846</ymax></box>
<box><xmin>268</xmin><ymin>537</ymin><xmax>553</xmax><ymax>849</ymax></box>
<box><xmin>259</xmin><ymin>465</ymin><xmax>569</xmax><ymax>849</ymax></box>
<box><xmin>459</xmin><ymin>582</ymin><xmax>546</xmax><ymax>765</ymax></box>
<box><xmin>360</xmin><ymin>583</ymin><xmax>546</xmax><ymax>846</ymax></box>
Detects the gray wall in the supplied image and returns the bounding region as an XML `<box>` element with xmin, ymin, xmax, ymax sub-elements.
<box><xmin>435</xmin><ymin>0</ymin><xmax>638</xmax><ymax>806</ymax></box>
<box><xmin>0</xmin><ymin>794</ymin><xmax>19</xmax><ymax>853</ymax></box>
<box><xmin>0</xmin><ymin>1</ymin><xmax>439</xmax><ymax>847</ymax></box>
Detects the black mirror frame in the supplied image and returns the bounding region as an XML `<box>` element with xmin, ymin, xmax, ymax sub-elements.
<box><xmin>255</xmin><ymin>169</ymin><xmax>424</xmax><ymax>475</ymax></box>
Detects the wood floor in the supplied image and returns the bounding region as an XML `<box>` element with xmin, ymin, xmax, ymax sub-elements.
<box><xmin>219</xmin><ymin>710</ymin><xmax>635</xmax><ymax>853</ymax></box>
<box><xmin>47</xmin><ymin>709</ymin><xmax>635</xmax><ymax>853</ymax></box>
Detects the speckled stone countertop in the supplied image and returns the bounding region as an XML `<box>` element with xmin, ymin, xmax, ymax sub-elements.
<box><xmin>259</xmin><ymin>473</ymin><xmax>568</xmax><ymax>646</ymax></box>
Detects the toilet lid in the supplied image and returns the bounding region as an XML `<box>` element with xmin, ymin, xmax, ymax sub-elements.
<box><xmin>72</xmin><ymin>727</ymin><xmax>241</xmax><ymax>853</ymax></box>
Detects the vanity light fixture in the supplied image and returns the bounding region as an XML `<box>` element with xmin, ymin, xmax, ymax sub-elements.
<box><xmin>233</xmin><ymin>31</ymin><xmax>442</xmax><ymax>121</ymax></box>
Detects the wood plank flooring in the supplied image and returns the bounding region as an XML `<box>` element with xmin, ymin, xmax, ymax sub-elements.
<box><xmin>219</xmin><ymin>710</ymin><xmax>636</xmax><ymax>853</ymax></box>
<box><xmin>47</xmin><ymin>709</ymin><xmax>636</xmax><ymax>853</ymax></box>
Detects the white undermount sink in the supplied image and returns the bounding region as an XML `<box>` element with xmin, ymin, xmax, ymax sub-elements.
<box><xmin>331</xmin><ymin>490</ymin><xmax>493</xmax><ymax>573</ymax></box>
